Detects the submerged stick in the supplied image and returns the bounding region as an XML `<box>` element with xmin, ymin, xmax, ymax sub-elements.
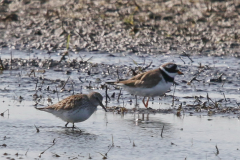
<box><xmin>55</xmin><ymin>86</ymin><xmax>59</xmax><ymax>102</ymax></box>
<box><xmin>0</xmin><ymin>109</ymin><xmax>9</xmax><ymax>117</ymax></box>
<box><xmin>223</xmin><ymin>93</ymin><xmax>227</xmax><ymax>102</ymax></box>
<box><xmin>35</xmin><ymin>79</ymin><xmax>39</xmax><ymax>91</ymax></box>
<box><xmin>116</xmin><ymin>68</ymin><xmax>120</xmax><ymax>81</ymax></box>
<box><xmin>39</xmin><ymin>139</ymin><xmax>56</xmax><ymax>158</ymax></box>
<box><xmin>105</xmin><ymin>85</ymin><xmax>108</xmax><ymax>106</ymax></box>
<box><xmin>179</xmin><ymin>56</ymin><xmax>185</xmax><ymax>64</ymax></box>
<box><xmin>182</xmin><ymin>51</ymin><xmax>194</xmax><ymax>62</ymax></box>
<box><xmin>133</xmin><ymin>141</ymin><xmax>136</xmax><ymax>147</ymax></box>
<box><xmin>172</xmin><ymin>83</ymin><xmax>176</xmax><ymax>107</ymax></box>
<box><xmin>61</xmin><ymin>76</ymin><xmax>70</xmax><ymax>91</ymax></box>
<box><xmin>117</xmin><ymin>88</ymin><xmax>122</xmax><ymax>103</ymax></box>
<box><xmin>10</xmin><ymin>51</ymin><xmax>12</xmax><ymax>70</ymax></box>
<box><xmin>161</xmin><ymin>125</ymin><xmax>164</xmax><ymax>138</ymax></box>
<box><xmin>215</xmin><ymin>145</ymin><xmax>219</xmax><ymax>155</ymax></box>
<box><xmin>25</xmin><ymin>149</ymin><xmax>29</xmax><ymax>156</ymax></box>
<box><xmin>34</xmin><ymin>125</ymin><xmax>40</xmax><ymax>133</ymax></box>
<box><xmin>71</xmin><ymin>81</ymin><xmax>75</xmax><ymax>95</ymax></box>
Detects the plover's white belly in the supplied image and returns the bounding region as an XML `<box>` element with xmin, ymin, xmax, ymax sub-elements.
<box><xmin>50</xmin><ymin>107</ymin><xmax>96</xmax><ymax>123</ymax></box>
<box><xmin>124</xmin><ymin>81</ymin><xmax>172</xmax><ymax>97</ymax></box>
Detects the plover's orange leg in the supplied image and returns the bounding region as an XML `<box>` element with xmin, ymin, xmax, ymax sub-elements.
<box><xmin>145</xmin><ymin>97</ymin><xmax>150</xmax><ymax>108</ymax></box>
<box><xmin>142</xmin><ymin>97</ymin><xmax>150</xmax><ymax>108</ymax></box>
<box><xmin>142</xmin><ymin>97</ymin><xmax>146</xmax><ymax>107</ymax></box>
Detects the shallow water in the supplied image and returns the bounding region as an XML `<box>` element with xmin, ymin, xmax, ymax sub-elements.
<box><xmin>1</xmin><ymin>49</ymin><xmax>240</xmax><ymax>159</ymax></box>
<box><xmin>1</xmin><ymin>99</ymin><xmax>240</xmax><ymax>160</ymax></box>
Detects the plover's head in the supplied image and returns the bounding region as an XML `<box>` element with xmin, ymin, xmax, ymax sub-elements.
<box><xmin>160</xmin><ymin>62</ymin><xmax>183</xmax><ymax>78</ymax></box>
<box><xmin>88</xmin><ymin>92</ymin><xmax>107</xmax><ymax>112</ymax></box>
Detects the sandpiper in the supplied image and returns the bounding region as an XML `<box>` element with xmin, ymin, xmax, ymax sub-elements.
<box><xmin>36</xmin><ymin>92</ymin><xmax>107</xmax><ymax>128</ymax></box>
<box><xmin>116</xmin><ymin>62</ymin><xmax>183</xmax><ymax>108</ymax></box>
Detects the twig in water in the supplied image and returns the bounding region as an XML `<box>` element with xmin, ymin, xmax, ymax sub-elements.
<box><xmin>98</xmin><ymin>135</ymin><xmax>115</xmax><ymax>159</ymax></box>
<box><xmin>0</xmin><ymin>109</ymin><xmax>9</xmax><ymax>117</ymax></box>
<box><xmin>215</xmin><ymin>145</ymin><xmax>219</xmax><ymax>155</ymax></box>
<box><xmin>71</xmin><ymin>81</ymin><xmax>75</xmax><ymax>95</ymax></box>
<box><xmin>172</xmin><ymin>83</ymin><xmax>176</xmax><ymax>107</ymax></box>
<box><xmin>34</xmin><ymin>125</ymin><xmax>40</xmax><ymax>133</ymax></box>
<box><xmin>193</xmin><ymin>68</ymin><xmax>205</xmax><ymax>77</ymax></box>
<box><xmin>222</xmin><ymin>81</ymin><xmax>225</xmax><ymax>87</ymax></box>
<box><xmin>39</xmin><ymin>139</ymin><xmax>56</xmax><ymax>158</ymax></box>
<box><xmin>117</xmin><ymin>88</ymin><xmax>122</xmax><ymax>103</ymax></box>
<box><xmin>207</xmin><ymin>93</ymin><xmax>215</xmax><ymax>105</ymax></box>
<box><xmin>161</xmin><ymin>125</ymin><xmax>164</xmax><ymax>138</ymax></box>
<box><xmin>133</xmin><ymin>141</ymin><xmax>136</xmax><ymax>147</ymax></box>
<box><xmin>10</xmin><ymin>51</ymin><xmax>13</xmax><ymax>70</ymax></box>
<box><xmin>116</xmin><ymin>68</ymin><xmax>120</xmax><ymax>81</ymax></box>
<box><xmin>236</xmin><ymin>102</ymin><xmax>240</xmax><ymax>108</ymax></box>
<box><xmin>187</xmin><ymin>76</ymin><xmax>201</xmax><ymax>85</ymax></box>
<box><xmin>97</xmin><ymin>152</ymin><xmax>107</xmax><ymax>159</ymax></box>
<box><xmin>85</xmin><ymin>56</ymin><xmax>93</xmax><ymax>62</ymax></box>
<box><xmin>61</xmin><ymin>76</ymin><xmax>70</xmax><ymax>91</ymax></box>
<box><xmin>35</xmin><ymin>79</ymin><xmax>39</xmax><ymax>91</ymax></box>
<box><xmin>179</xmin><ymin>56</ymin><xmax>185</xmax><ymax>64</ymax></box>
<box><xmin>182</xmin><ymin>51</ymin><xmax>194</xmax><ymax>62</ymax></box>
<box><xmin>128</xmin><ymin>137</ymin><xmax>131</xmax><ymax>143</ymax></box>
<box><xmin>104</xmin><ymin>137</ymin><xmax>114</xmax><ymax>157</ymax></box>
<box><xmin>25</xmin><ymin>149</ymin><xmax>29</xmax><ymax>156</ymax></box>
<box><xmin>105</xmin><ymin>85</ymin><xmax>110</xmax><ymax>107</ymax></box>
<box><xmin>28</xmin><ymin>69</ymin><xmax>35</xmax><ymax>77</ymax></box>
<box><xmin>111</xmin><ymin>92</ymin><xmax>115</xmax><ymax>98</ymax></box>
<box><xmin>142</xmin><ymin>61</ymin><xmax>153</xmax><ymax>71</ymax></box>
<box><xmin>111</xmin><ymin>134</ymin><xmax>114</xmax><ymax>146</ymax></box>
<box><xmin>176</xmin><ymin>103</ymin><xmax>182</xmax><ymax>116</ymax></box>
<box><xmin>0</xmin><ymin>58</ymin><xmax>4</xmax><ymax>70</ymax></box>
<box><xmin>59</xmin><ymin>51</ymin><xmax>68</xmax><ymax>63</ymax></box>
<box><xmin>223</xmin><ymin>93</ymin><xmax>227</xmax><ymax>102</ymax></box>
<box><xmin>55</xmin><ymin>86</ymin><xmax>59</xmax><ymax>102</ymax></box>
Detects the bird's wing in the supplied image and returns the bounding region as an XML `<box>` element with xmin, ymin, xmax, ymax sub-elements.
<box><xmin>45</xmin><ymin>94</ymin><xmax>87</xmax><ymax>111</ymax></box>
<box><xmin>119</xmin><ymin>68</ymin><xmax>162</xmax><ymax>88</ymax></box>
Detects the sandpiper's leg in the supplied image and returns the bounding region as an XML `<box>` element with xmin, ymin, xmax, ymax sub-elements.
<box><xmin>65</xmin><ymin>122</ymin><xmax>69</xmax><ymax>127</ymax></box>
<box><xmin>72</xmin><ymin>123</ymin><xmax>75</xmax><ymax>128</ymax></box>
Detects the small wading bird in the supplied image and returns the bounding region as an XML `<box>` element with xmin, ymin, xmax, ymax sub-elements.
<box><xmin>116</xmin><ymin>62</ymin><xmax>183</xmax><ymax>108</ymax></box>
<box><xmin>35</xmin><ymin>92</ymin><xmax>107</xmax><ymax>128</ymax></box>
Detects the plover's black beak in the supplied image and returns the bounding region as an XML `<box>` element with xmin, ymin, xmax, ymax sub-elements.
<box><xmin>177</xmin><ymin>70</ymin><xmax>184</xmax><ymax>75</ymax></box>
<box><xmin>98</xmin><ymin>100</ymin><xmax>107</xmax><ymax>112</ymax></box>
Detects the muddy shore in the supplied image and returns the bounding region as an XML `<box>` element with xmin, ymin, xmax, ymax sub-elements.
<box><xmin>0</xmin><ymin>0</ymin><xmax>240</xmax><ymax>56</ymax></box>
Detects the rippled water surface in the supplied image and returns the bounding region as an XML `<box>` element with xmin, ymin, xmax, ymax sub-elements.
<box><xmin>1</xmin><ymin>49</ymin><xmax>240</xmax><ymax>159</ymax></box>
<box><xmin>1</xmin><ymin>100</ymin><xmax>240</xmax><ymax>160</ymax></box>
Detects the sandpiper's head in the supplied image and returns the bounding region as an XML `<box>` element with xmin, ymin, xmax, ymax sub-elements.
<box><xmin>88</xmin><ymin>92</ymin><xmax>107</xmax><ymax>112</ymax></box>
<box><xmin>160</xmin><ymin>62</ymin><xmax>183</xmax><ymax>78</ymax></box>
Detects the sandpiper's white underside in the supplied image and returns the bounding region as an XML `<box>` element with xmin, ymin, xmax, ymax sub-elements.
<box><xmin>45</xmin><ymin>107</ymin><xmax>97</xmax><ymax>123</ymax></box>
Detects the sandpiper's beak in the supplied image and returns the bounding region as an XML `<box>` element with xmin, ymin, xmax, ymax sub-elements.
<box><xmin>177</xmin><ymin>70</ymin><xmax>184</xmax><ymax>75</ymax></box>
<box><xmin>98</xmin><ymin>100</ymin><xmax>107</xmax><ymax>112</ymax></box>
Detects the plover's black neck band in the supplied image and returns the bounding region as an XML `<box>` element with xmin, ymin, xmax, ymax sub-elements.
<box><xmin>159</xmin><ymin>68</ymin><xmax>174</xmax><ymax>82</ymax></box>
